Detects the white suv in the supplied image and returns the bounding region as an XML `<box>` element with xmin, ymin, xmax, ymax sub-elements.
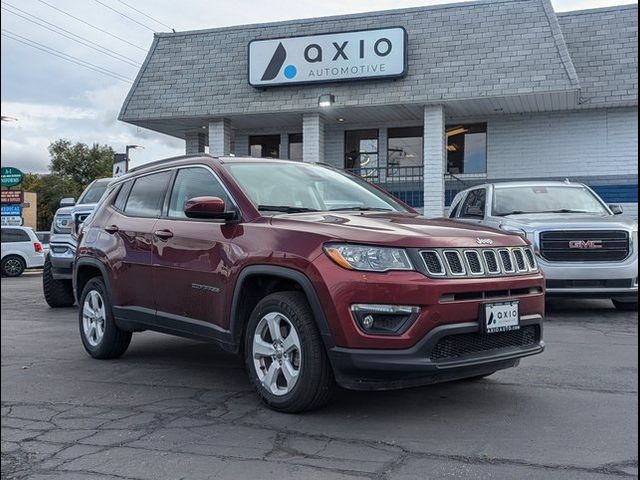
<box><xmin>1</xmin><ymin>226</ymin><xmax>45</xmax><ymax>277</ymax></box>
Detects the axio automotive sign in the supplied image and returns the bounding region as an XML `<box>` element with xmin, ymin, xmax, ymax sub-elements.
<box><xmin>248</xmin><ymin>27</ymin><xmax>407</xmax><ymax>87</ymax></box>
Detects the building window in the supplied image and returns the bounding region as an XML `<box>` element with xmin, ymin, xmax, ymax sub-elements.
<box><xmin>446</xmin><ymin>123</ymin><xmax>487</xmax><ymax>174</ymax></box>
<box><xmin>288</xmin><ymin>133</ymin><xmax>302</xmax><ymax>161</ymax></box>
<box><xmin>249</xmin><ymin>135</ymin><xmax>280</xmax><ymax>158</ymax></box>
<box><xmin>388</xmin><ymin>126</ymin><xmax>423</xmax><ymax>176</ymax></box>
<box><xmin>344</xmin><ymin>129</ymin><xmax>378</xmax><ymax>172</ymax></box>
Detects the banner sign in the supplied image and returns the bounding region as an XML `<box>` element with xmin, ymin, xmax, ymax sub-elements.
<box><xmin>1</xmin><ymin>189</ymin><xmax>24</xmax><ymax>204</ymax></box>
<box><xmin>1</xmin><ymin>167</ymin><xmax>23</xmax><ymax>187</ymax></box>
<box><xmin>1</xmin><ymin>216</ymin><xmax>22</xmax><ymax>226</ymax></box>
<box><xmin>1</xmin><ymin>204</ymin><xmax>22</xmax><ymax>216</ymax></box>
<box><xmin>248</xmin><ymin>27</ymin><xmax>407</xmax><ymax>87</ymax></box>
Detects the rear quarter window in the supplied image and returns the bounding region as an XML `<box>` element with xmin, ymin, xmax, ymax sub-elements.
<box><xmin>1</xmin><ymin>228</ymin><xmax>30</xmax><ymax>243</ymax></box>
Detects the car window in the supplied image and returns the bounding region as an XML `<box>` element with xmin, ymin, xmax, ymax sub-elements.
<box><xmin>492</xmin><ymin>186</ymin><xmax>610</xmax><ymax>216</ymax></box>
<box><xmin>36</xmin><ymin>232</ymin><xmax>50</xmax><ymax>244</ymax></box>
<box><xmin>78</xmin><ymin>180</ymin><xmax>110</xmax><ymax>204</ymax></box>
<box><xmin>1</xmin><ymin>228</ymin><xmax>30</xmax><ymax>243</ymax></box>
<box><xmin>113</xmin><ymin>181</ymin><xmax>133</xmax><ymax>212</ymax></box>
<box><xmin>124</xmin><ymin>171</ymin><xmax>172</xmax><ymax>217</ymax></box>
<box><xmin>459</xmin><ymin>189</ymin><xmax>486</xmax><ymax>219</ymax></box>
<box><xmin>168</xmin><ymin>167</ymin><xmax>229</xmax><ymax>218</ymax></box>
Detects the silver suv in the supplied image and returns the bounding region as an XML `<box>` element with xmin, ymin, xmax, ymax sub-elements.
<box><xmin>43</xmin><ymin>178</ymin><xmax>111</xmax><ymax>307</ymax></box>
<box><xmin>449</xmin><ymin>181</ymin><xmax>638</xmax><ymax>311</ymax></box>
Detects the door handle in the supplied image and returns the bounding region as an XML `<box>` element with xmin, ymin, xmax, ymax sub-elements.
<box><xmin>154</xmin><ymin>229</ymin><xmax>174</xmax><ymax>240</ymax></box>
<box><xmin>104</xmin><ymin>225</ymin><xmax>119</xmax><ymax>234</ymax></box>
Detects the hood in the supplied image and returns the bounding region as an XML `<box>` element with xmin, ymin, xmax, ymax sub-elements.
<box><xmin>268</xmin><ymin>212</ymin><xmax>527</xmax><ymax>248</ymax></box>
<box><xmin>499</xmin><ymin>213</ymin><xmax>637</xmax><ymax>231</ymax></box>
<box><xmin>71</xmin><ymin>203</ymin><xmax>100</xmax><ymax>215</ymax></box>
<box><xmin>54</xmin><ymin>206</ymin><xmax>74</xmax><ymax>217</ymax></box>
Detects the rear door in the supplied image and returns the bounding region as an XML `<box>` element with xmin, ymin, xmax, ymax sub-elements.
<box><xmin>152</xmin><ymin>166</ymin><xmax>239</xmax><ymax>330</ymax></box>
<box><xmin>104</xmin><ymin>171</ymin><xmax>172</xmax><ymax>316</ymax></box>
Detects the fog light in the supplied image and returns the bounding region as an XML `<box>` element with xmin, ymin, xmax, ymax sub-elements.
<box><xmin>351</xmin><ymin>304</ymin><xmax>420</xmax><ymax>335</ymax></box>
<box><xmin>362</xmin><ymin>315</ymin><xmax>374</xmax><ymax>329</ymax></box>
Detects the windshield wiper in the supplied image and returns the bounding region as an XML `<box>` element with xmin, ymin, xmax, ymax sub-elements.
<box><xmin>257</xmin><ymin>205</ymin><xmax>319</xmax><ymax>213</ymax></box>
<box><xmin>328</xmin><ymin>206</ymin><xmax>393</xmax><ymax>212</ymax></box>
<box><xmin>495</xmin><ymin>210</ymin><xmax>533</xmax><ymax>216</ymax></box>
<box><xmin>541</xmin><ymin>209</ymin><xmax>592</xmax><ymax>214</ymax></box>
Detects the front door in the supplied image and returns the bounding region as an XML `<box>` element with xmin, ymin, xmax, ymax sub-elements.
<box><xmin>152</xmin><ymin>166</ymin><xmax>238</xmax><ymax>330</ymax></box>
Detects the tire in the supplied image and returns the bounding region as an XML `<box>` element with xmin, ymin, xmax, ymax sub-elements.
<box><xmin>612</xmin><ymin>299</ymin><xmax>638</xmax><ymax>312</ymax></box>
<box><xmin>79</xmin><ymin>277</ymin><xmax>132</xmax><ymax>359</ymax></box>
<box><xmin>1</xmin><ymin>255</ymin><xmax>25</xmax><ymax>277</ymax></box>
<box><xmin>244</xmin><ymin>291</ymin><xmax>334</xmax><ymax>413</ymax></box>
<box><xmin>43</xmin><ymin>255</ymin><xmax>75</xmax><ymax>307</ymax></box>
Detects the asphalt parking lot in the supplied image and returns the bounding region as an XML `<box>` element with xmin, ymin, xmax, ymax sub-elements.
<box><xmin>1</xmin><ymin>272</ymin><xmax>637</xmax><ymax>480</ymax></box>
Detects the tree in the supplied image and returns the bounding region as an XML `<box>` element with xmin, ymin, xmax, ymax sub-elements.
<box><xmin>48</xmin><ymin>139</ymin><xmax>113</xmax><ymax>187</ymax></box>
<box><xmin>35</xmin><ymin>175</ymin><xmax>79</xmax><ymax>231</ymax></box>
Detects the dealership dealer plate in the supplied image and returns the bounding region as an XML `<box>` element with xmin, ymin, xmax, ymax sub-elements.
<box><xmin>483</xmin><ymin>301</ymin><xmax>519</xmax><ymax>333</ymax></box>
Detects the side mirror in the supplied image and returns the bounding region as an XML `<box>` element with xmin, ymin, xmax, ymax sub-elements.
<box><xmin>609</xmin><ymin>204</ymin><xmax>624</xmax><ymax>215</ymax></box>
<box><xmin>60</xmin><ymin>197</ymin><xmax>75</xmax><ymax>207</ymax></box>
<box><xmin>184</xmin><ymin>196</ymin><xmax>235</xmax><ymax>220</ymax></box>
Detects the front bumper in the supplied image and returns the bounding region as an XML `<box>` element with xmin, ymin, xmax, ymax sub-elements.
<box><xmin>329</xmin><ymin>314</ymin><xmax>543</xmax><ymax>390</ymax></box>
<box><xmin>48</xmin><ymin>237</ymin><xmax>76</xmax><ymax>280</ymax></box>
<box><xmin>539</xmin><ymin>255</ymin><xmax>638</xmax><ymax>298</ymax></box>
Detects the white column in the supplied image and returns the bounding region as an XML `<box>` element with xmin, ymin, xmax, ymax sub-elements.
<box><xmin>185</xmin><ymin>132</ymin><xmax>205</xmax><ymax>155</ymax></box>
<box><xmin>302</xmin><ymin>113</ymin><xmax>325</xmax><ymax>163</ymax></box>
<box><xmin>209</xmin><ymin>119</ymin><xmax>233</xmax><ymax>157</ymax></box>
<box><xmin>423</xmin><ymin>105</ymin><xmax>446</xmax><ymax>217</ymax></box>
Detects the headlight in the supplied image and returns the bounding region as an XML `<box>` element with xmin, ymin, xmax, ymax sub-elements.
<box><xmin>499</xmin><ymin>224</ymin><xmax>527</xmax><ymax>237</ymax></box>
<box><xmin>632</xmin><ymin>226</ymin><xmax>638</xmax><ymax>253</ymax></box>
<box><xmin>53</xmin><ymin>214</ymin><xmax>73</xmax><ymax>234</ymax></box>
<box><xmin>324</xmin><ymin>243</ymin><xmax>413</xmax><ymax>272</ymax></box>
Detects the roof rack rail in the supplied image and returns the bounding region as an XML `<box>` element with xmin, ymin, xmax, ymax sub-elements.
<box><xmin>127</xmin><ymin>153</ymin><xmax>214</xmax><ymax>173</ymax></box>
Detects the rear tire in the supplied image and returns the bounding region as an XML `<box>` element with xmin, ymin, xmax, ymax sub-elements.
<box><xmin>43</xmin><ymin>255</ymin><xmax>75</xmax><ymax>307</ymax></box>
<box><xmin>612</xmin><ymin>299</ymin><xmax>638</xmax><ymax>312</ymax></box>
<box><xmin>244</xmin><ymin>291</ymin><xmax>334</xmax><ymax>413</ymax></box>
<box><xmin>79</xmin><ymin>277</ymin><xmax>131</xmax><ymax>359</ymax></box>
<box><xmin>1</xmin><ymin>255</ymin><xmax>25</xmax><ymax>277</ymax></box>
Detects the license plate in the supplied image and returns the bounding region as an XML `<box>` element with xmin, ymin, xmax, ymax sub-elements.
<box><xmin>483</xmin><ymin>301</ymin><xmax>520</xmax><ymax>333</ymax></box>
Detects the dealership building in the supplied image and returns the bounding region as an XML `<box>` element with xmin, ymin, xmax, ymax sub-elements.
<box><xmin>119</xmin><ymin>0</ymin><xmax>638</xmax><ymax>217</ymax></box>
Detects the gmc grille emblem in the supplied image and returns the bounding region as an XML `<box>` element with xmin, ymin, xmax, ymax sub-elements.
<box><xmin>568</xmin><ymin>240</ymin><xmax>603</xmax><ymax>249</ymax></box>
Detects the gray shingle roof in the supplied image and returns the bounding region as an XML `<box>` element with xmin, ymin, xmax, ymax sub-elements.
<box><xmin>558</xmin><ymin>5</ymin><xmax>638</xmax><ymax>109</ymax></box>
<box><xmin>119</xmin><ymin>0</ymin><xmax>582</xmax><ymax>122</ymax></box>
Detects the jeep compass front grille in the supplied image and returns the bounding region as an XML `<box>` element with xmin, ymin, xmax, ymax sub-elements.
<box><xmin>429</xmin><ymin>325</ymin><xmax>540</xmax><ymax>361</ymax></box>
<box><xmin>420</xmin><ymin>247</ymin><xmax>537</xmax><ymax>278</ymax></box>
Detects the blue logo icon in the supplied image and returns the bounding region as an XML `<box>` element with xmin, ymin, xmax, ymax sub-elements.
<box><xmin>283</xmin><ymin>64</ymin><xmax>297</xmax><ymax>79</ymax></box>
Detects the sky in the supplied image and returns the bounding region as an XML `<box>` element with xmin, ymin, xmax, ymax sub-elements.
<box><xmin>1</xmin><ymin>0</ymin><xmax>637</xmax><ymax>174</ymax></box>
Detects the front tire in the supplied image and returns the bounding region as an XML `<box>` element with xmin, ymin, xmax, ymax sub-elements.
<box><xmin>43</xmin><ymin>255</ymin><xmax>75</xmax><ymax>307</ymax></box>
<box><xmin>1</xmin><ymin>255</ymin><xmax>26</xmax><ymax>277</ymax></box>
<box><xmin>244</xmin><ymin>291</ymin><xmax>334</xmax><ymax>413</ymax></box>
<box><xmin>79</xmin><ymin>277</ymin><xmax>131</xmax><ymax>359</ymax></box>
<box><xmin>612</xmin><ymin>299</ymin><xmax>638</xmax><ymax>312</ymax></box>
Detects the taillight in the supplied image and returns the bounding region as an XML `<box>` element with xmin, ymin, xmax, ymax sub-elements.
<box><xmin>34</xmin><ymin>242</ymin><xmax>43</xmax><ymax>253</ymax></box>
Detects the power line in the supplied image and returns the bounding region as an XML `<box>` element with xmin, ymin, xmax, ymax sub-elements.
<box><xmin>92</xmin><ymin>0</ymin><xmax>156</xmax><ymax>32</ymax></box>
<box><xmin>36</xmin><ymin>0</ymin><xmax>147</xmax><ymax>52</ymax></box>
<box><xmin>2</xmin><ymin>29</ymin><xmax>133</xmax><ymax>83</ymax></box>
<box><xmin>1</xmin><ymin>3</ymin><xmax>142</xmax><ymax>67</ymax></box>
<box><xmin>114</xmin><ymin>0</ymin><xmax>173</xmax><ymax>31</ymax></box>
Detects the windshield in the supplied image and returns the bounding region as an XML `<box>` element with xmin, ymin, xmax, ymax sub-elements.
<box><xmin>77</xmin><ymin>180</ymin><xmax>109</xmax><ymax>204</ymax></box>
<box><xmin>493</xmin><ymin>186</ymin><xmax>609</xmax><ymax>216</ymax></box>
<box><xmin>225</xmin><ymin>162</ymin><xmax>406</xmax><ymax>214</ymax></box>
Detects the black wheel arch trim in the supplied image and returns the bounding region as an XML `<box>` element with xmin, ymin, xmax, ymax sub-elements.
<box><xmin>229</xmin><ymin>265</ymin><xmax>335</xmax><ymax>350</ymax></box>
<box><xmin>73</xmin><ymin>257</ymin><xmax>112</xmax><ymax>303</ymax></box>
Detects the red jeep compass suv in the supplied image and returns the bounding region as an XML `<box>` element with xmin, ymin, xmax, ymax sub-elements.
<box><xmin>74</xmin><ymin>155</ymin><xmax>544</xmax><ymax>412</ymax></box>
